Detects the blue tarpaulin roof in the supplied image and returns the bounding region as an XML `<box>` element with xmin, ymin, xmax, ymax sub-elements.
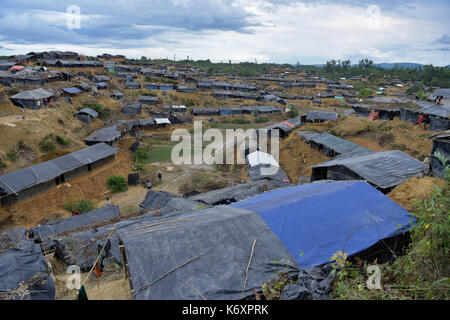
<box><xmin>232</xmin><ymin>180</ymin><xmax>412</xmax><ymax>268</ymax></box>
<box><xmin>61</xmin><ymin>87</ymin><xmax>82</xmax><ymax>95</ymax></box>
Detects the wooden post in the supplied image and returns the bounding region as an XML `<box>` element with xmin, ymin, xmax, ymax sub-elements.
<box><xmin>119</xmin><ymin>245</ymin><xmax>128</xmax><ymax>280</ymax></box>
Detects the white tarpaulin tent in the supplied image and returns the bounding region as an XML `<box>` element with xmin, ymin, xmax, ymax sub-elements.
<box><xmin>247</xmin><ymin>151</ymin><xmax>279</xmax><ymax>167</ymax></box>
<box><xmin>154</xmin><ymin>118</ymin><xmax>171</xmax><ymax>125</ymax></box>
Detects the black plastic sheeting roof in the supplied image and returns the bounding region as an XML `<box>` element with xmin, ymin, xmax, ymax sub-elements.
<box><xmin>29</xmin><ymin>205</ymin><xmax>121</xmax><ymax>248</ymax></box>
<box><xmin>249</xmin><ymin>165</ymin><xmax>290</xmax><ymax>182</ymax></box>
<box><xmin>53</xmin><ymin>224</ymin><xmax>122</xmax><ymax>271</ymax></box>
<box><xmin>10</xmin><ymin>88</ymin><xmax>53</xmax><ymax>100</ymax></box>
<box><xmin>0</xmin><ymin>241</ymin><xmax>55</xmax><ymax>300</ymax></box>
<box><xmin>0</xmin><ymin>143</ymin><xmax>118</xmax><ymax>197</ymax></box>
<box><xmin>188</xmin><ymin>179</ymin><xmax>290</xmax><ymax>205</ymax></box>
<box><xmin>77</xmin><ymin>107</ymin><xmax>99</xmax><ymax>118</ymax></box>
<box><xmin>312</xmin><ymin>150</ymin><xmax>426</xmax><ymax>189</ymax></box>
<box><xmin>306</xmin><ymin>111</ymin><xmax>338</xmax><ymax>121</ymax></box>
<box><xmin>262</xmin><ymin>117</ymin><xmax>302</xmax><ymax>133</ymax></box>
<box><xmin>298</xmin><ymin>131</ymin><xmax>372</xmax><ymax>157</ymax></box>
<box><xmin>429</xmin><ymin>131</ymin><xmax>450</xmax><ymax>179</ymax></box>
<box><xmin>115</xmin><ymin>205</ymin><xmax>300</xmax><ymax>300</ymax></box>
<box><xmin>140</xmin><ymin>190</ymin><xmax>208</xmax><ymax>218</ymax></box>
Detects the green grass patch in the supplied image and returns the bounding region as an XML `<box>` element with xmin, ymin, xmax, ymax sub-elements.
<box><xmin>63</xmin><ymin>199</ymin><xmax>97</xmax><ymax>214</ymax></box>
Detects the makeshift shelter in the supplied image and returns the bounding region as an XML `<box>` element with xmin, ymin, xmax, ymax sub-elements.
<box><xmin>232</xmin><ymin>180</ymin><xmax>412</xmax><ymax>268</ymax></box>
<box><xmin>429</xmin><ymin>130</ymin><xmax>450</xmax><ymax>179</ymax></box>
<box><xmin>188</xmin><ymin>179</ymin><xmax>289</xmax><ymax>205</ymax></box>
<box><xmin>53</xmin><ymin>224</ymin><xmax>122</xmax><ymax>271</ymax></box>
<box><xmin>263</xmin><ymin>118</ymin><xmax>301</xmax><ymax>138</ymax></box>
<box><xmin>96</xmin><ymin>82</ymin><xmax>107</xmax><ymax>90</ymax></box>
<box><xmin>192</xmin><ymin>108</ymin><xmax>220</xmax><ymax>116</ymax></box>
<box><xmin>176</xmin><ymin>85</ymin><xmax>196</xmax><ymax>93</ymax></box>
<box><xmin>77</xmin><ymin>83</ymin><xmax>91</xmax><ymax>92</ymax></box>
<box><xmin>211</xmin><ymin>81</ymin><xmax>231</xmax><ymax>90</ymax></box>
<box><xmin>418</xmin><ymin>104</ymin><xmax>450</xmax><ymax>131</ymax></box>
<box><xmin>0</xmin><ymin>242</ymin><xmax>55</xmax><ymax>300</ymax></box>
<box><xmin>111</xmin><ymin>92</ymin><xmax>123</xmax><ymax>99</ymax></box>
<box><xmin>61</xmin><ymin>87</ymin><xmax>82</xmax><ymax>95</ymax></box>
<box><xmin>0</xmin><ymin>143</ymin><xmax>118</xmax><ymax>206</ymax></box>
<box><xmin>76</xmin><ymin>107</ymin><xmax>99</xmax><ymax>124</ymax></box>
<box><xmin>10</xmin><ymin>88</ymin><xmax>54</xmax><ymax>110</ymax></box>
<box><xmin>122</xmin><ymin>103</ymin><xmax>142</xmax><ymax>116</ymax></box>
<box><xmin>84</xmin><ymin>126</ymin><xmax>123</xmax><ymax>146</ymax></box>
<box><xmin>162</xmin><ymin>105</ymin><xmax>186</xmax><ymax>113</ymax></box>
<box><xmin>197</xmin><ymin>82</ymin><xmax>212</xmax><ymax>90</ymax></box>
<box><xmin>154</xmin><ymin>118</ymin><xmax>171</xmax><ymax>126</ymax></box>
<box><xmin>146</xmin><ymin>84</ymin><xmax>159</xmax><ymax>90</ymax></box>
<box><xmin>311</xmin><ymin>150</ymin><xmax>426</xmax><ymax>192</ymax></box>
<box><xmin>298</xmin><ymin>131</ymin><xmax>371</xmax><ymax>158</ymax></box>
<box><xmin>139</xmin><ymin>96</ymin><xmax>159</xmax><ymax>106</ymax></box>
<box><xmin>306</xmin><ymin>111</ymin><xmax>338</xmax><ymax>123</ymax></box>
<box><xmin>140</xmin><ymin>190</ymin><xmax>207</xmax><ymax>218</ymax></box>
<box><xmin>30</xmin><ymin>205</ymin><xmax>121</xmax><ymax>250</ymax></box>
<box><xmin>115</xmin><ymin>205</ymin><xmax>300</xmax><ymax>300</ymax></box>
<box><xmin>126</xmin><ymin>82</ymin><xmax>141</xmax><ymax>89</ymax></box>
<box><xmin>159</xmin><ymin>84</ymin><xmax>174</xmax><ymax>91</ymax></box>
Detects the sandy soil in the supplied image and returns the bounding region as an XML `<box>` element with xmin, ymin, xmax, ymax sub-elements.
<box><xmin>387</xmin><ymin>176</ymin><xmax>446</xmax><ymax>212</ymax></box>
<box><xmin>279</xmin><ymin>131</ymin><xmax>329</xmax><ymax>183</ymax></box>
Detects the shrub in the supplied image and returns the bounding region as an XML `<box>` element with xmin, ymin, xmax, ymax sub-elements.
<box><xmin>107</xmin><ymin>175</ymin><xmax>128</xmax><ymax>193</ymax></box>
<box><xmin>135</xmin><ymin>146</ymin><xmax>151</xmax><ymax>163</ymax></box>
<box><xmin>287</xmin><ymin>109</ymin><xmax>299</xmax><ymax>118</ymax></box>
<box><xmin>182</xmin><ymin>98</ymin><xmax>197</xmax><ymax>107</ymax></box>
<box><xmin>38</xmin><ymin>137</ymin><xmax>56</xmax><ymax>153</ymax></box>
<box><xmin>140</xmin><ymin>91</ymin><xmax>157</xmax><ymax>97</ymax></box>
<box><xmin>63</xmin><ymin>199</ymin><xmax>97</xmax><ymax>214</ymax></box>
<box><xmin>254</xmin><ymin>117</ymin><xmax>270</xmax><ymax>123</ymax></box>
<box><xmin>232</xmin><ymin>118</ymin><xmax>250</xmax><ymax>124</ymax></box>
<box><xmin>0</xmin><ymin>159</ymin><xmax>6</xmax><ymax>168</ymax></box>
<box><xmin>357</xmin><ymin>88</ymin><xmax>374</xmax><ymax>99</ymax></box>
<box><xmin>56</xmin><ymin>136</ymin><xmax>70</xmax><ymax>146</ymax></box>
<box><xmin>6</xmin><ymin>150</ymin><xmax>18</xmax><ymax>161</ymax></box>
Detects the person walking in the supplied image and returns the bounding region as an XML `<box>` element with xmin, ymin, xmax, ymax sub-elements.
<box><xmin>106</xmin><ymin>197</ymin><xmax>111</xmax><ymax>206</ymax></box>
<box><xmin>157</xmin><ymin>171</ymin><xmax>162</xmax><ymax>182</ymax></box>
<box><xmin>146</xmin><ymin>180</ymin><xmax>152</xmax><ymax>190</ymax></box>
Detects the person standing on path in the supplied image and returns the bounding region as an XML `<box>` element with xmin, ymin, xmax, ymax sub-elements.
<box><xmin>157</xmin><ymin>171</ymin><xmax>162</xmax><ymax>182</ymax></box>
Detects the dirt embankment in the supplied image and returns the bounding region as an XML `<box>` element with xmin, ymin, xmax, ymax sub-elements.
<box><xmin>279</xmin><ymin>132</ymin><xmax>329</xmax><ymax>183</ymax></box>
<box><xmin>301</xmin><ymin>116</ymin><xmax>434</xmax><ymax>160</ymax></box>
<box><xmin>0</xmin><ymin>147</ymin><xmax>133</xmax><ymax>231</ymax></box>
<box><xmin>387</xmin><ymin>176</ymin><xmax>446</xmax><ymax>212</ymax></box>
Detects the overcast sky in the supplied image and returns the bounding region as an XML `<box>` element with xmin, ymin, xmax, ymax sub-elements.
<box><xmin>0</xmin><ymin>0</ymin><xmax>449</xmax><ymax>65</ymax></box>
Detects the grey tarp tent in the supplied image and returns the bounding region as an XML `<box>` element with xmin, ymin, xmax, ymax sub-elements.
<box><xmin>139</xmin><ymin>190</ymin><xmax>208</xmax><ymax>218</ymax></box>
<box><xmin>419</xmin><ymin>105</ymin><xmax>450</xmax><ymax>131</ymax></box>
<box><xmin>298</xmin><ymin>131</ymin><xmax>372</xmax><ymax>157</ymax></box>
<box><xmin>0</xmin><ymin>143</ymin><xmax>118</xmax><ymax>205</ymax></box>
<box><xmin>53</xmin><ymin>224</ymin><xmax>122</xmax><ymax>270</ymax></box>
<box><xmin>76</xmin><ymin>107</ymin><xmax>99</xmax><ymax>124</ymax></box>
<box><xmin>429</xmin><ymin>130</ymin><xmax>450</xmax><ymax>179</ymax></box>
<box><xmin>122</xmin><ymin>103</ymin><xmax>142</xmax><ymax>116</ymax></box>
<box><xmin>306</xmin><ymin>111</ymin><xmax>338</xmax><ymax>122</ymax></box>
<box><xmin>188</xmin><ymin>179</ymin><xmax>289</xmax><ymax>205</ymax></box>
<box><xmin>312</xmin><ymin>150</ymin><xmax>426</xmax><ymax>192</ymax></box>
<box><xmin>10</xmin><ymin>88</ymin><xmax>54</xmax><ymax>110</ymax></box>
<box><xmin>115</xmin><ymin>205</ymin><xmax>300</xmax><ymax>300</ymax></box>
<box><xmin>29</xmin><ymin>205</ymin><xmax>121</xmax><ymax>249</ymax></box>
<box><xmin>0</xmin><ymin>241</ymin><xmax>55</xmax><ymax>300</ymax></box>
